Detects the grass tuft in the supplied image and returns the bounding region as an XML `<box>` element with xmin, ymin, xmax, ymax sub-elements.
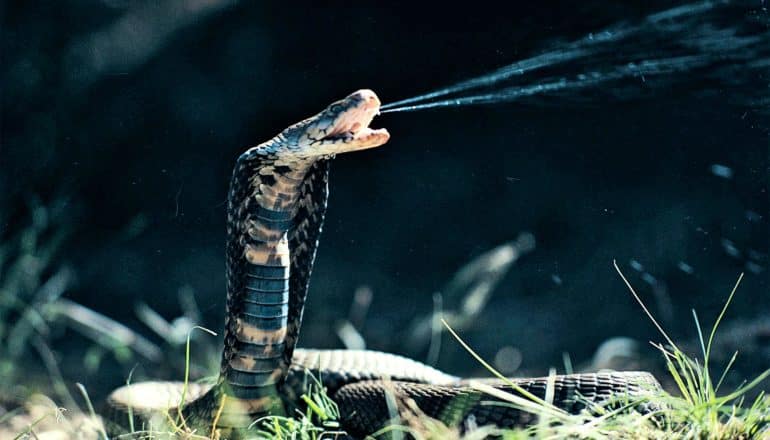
<box><xmin>248</xmin><ymin>371</ymin><xmax>344</xmax><ymax>440</ymax></box>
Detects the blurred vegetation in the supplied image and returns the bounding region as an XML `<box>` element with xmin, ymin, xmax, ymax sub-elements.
<box><xmin>2</xmin><ymin>252</ymin><xmax>769</xmax><ymax>438</ymax></box>
<box><xmin>0</xmin><ymin>198</ymin><xmax>75</xmax><ymax>403</ymax></box>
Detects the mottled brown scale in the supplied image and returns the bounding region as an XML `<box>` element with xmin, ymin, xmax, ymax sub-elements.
<box><xmin>245</xmin><ymin>222</ymin><xmax>285</xmax><ymax>243</ymax></box>
<box><xmin>244</xmin><ymin>240</ymin><xmax>291</xmax><ymax>267</ymax></box>
<box><xmin>234</xmin><ymin>319</ymin><xmax>288</xmax><ymax>345</ymax></box>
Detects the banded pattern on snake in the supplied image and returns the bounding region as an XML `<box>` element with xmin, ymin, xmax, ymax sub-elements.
<box><xmin>106</xmin><ymin>90</ymin><xmax>662</xmax><ymax>438</ymax></box>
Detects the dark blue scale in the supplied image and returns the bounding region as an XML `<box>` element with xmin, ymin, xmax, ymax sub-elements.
<box><xmin>241</xmin><ymin>302</ymin><xmax>288</xmax><ymax>318</ymax></box>
<box><xmin>255</xmin><ymin>207</ymin><xmax>295</xmax><ymax>231</ymax></box>
<box><xmin>246</xmin><ymin>265</ymin><xmax>290</xmax><ymax>279</ymax></box>
<box><xmin>254</xmin><ymin>206</ymin><xmax>294</xmax><ymax>222</ymax></box>
<box><xmin>243</xmin><ymin>264</ymin><xmax>289</xmax><ymax>306</ymax></box>
<box><xmin>243</xmin><ymin>290</ymin><xmax>286</xmax><ymax>306</ymax></box>
<box><xmin>225</xmin><ymin>382</ymin><xmax>282</xmax><ymax>400</ymax></box>
<box><xmin>245</xmin><ymin>276</ymin><xmax>289</xmax><ymax>292</ymax></box>
<box><xmin>227</xmin><ymin>369</ymin><xmax>279</xmax><ymax>387</ymax></box>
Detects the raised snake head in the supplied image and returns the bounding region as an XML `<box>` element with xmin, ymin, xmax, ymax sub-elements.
<box><xmin>276</xmin><ymin>89</ymin><xmax>390</xmax><ymax>157</ymax></box>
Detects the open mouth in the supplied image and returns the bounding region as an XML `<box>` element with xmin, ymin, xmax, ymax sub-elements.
<box><xmin>320</xmin><ymin>90</ymin><xmax>389</xmax><ymax>146</ymax></box>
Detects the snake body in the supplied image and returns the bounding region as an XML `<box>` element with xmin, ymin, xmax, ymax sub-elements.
<box><xmin>106</xmin><ymin>90</ymin><xmax>661</xmax><ymax>438</ymax></box>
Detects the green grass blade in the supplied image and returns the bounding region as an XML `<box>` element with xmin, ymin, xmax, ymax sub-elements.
<box><xmin>442</xmin><ymin>318</ymin><xmax>566</xmax><ymax>414</ymax></box>
<box><xmin>705</xmin><ymin>273</ymin><xmax>743</xmax><ymax>365</ymax></box>
<box><xmin>178</xmin><ymin>325</ymin><xmax>216</xmax><ymax>425</ymax></box>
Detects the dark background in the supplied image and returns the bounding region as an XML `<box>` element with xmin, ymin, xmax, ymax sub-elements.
<box><xmin>2</xmin><ymin>1</ymin><xmax>768</xmax><ymax>400</ymax></box>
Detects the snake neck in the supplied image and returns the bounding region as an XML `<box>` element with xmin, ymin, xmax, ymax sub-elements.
<box><xmin>218</xmin><ymin>147</ymin><xmax>315</xmax><ymax>425</ymax></box>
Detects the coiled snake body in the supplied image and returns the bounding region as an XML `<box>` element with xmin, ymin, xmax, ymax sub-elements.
<box><xmin>106</xmin><ymin>90</ymin><xmax>661</xmax><ymax>438</ymax></box>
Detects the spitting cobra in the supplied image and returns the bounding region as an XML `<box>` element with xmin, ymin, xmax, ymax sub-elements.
<box><xmin>106</xmin><ymin>90</ymin><xmax>662</xmax><ymax>438</ymax></box>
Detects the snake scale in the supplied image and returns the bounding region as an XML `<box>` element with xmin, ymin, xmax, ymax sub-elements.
<box><xmin>106</xmin><ymin>90</ymin><xmax>662</xmax><ymax>438</ymax></box>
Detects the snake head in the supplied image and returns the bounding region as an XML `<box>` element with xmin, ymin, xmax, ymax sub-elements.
<box><xmin>278</xmin><ymin>89</ymin><xmax>390</xmax><ymax>157</ymax></box>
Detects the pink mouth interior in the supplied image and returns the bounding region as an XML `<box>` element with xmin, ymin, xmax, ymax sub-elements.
<box><xmin>325</xmin><ymin>99</ymin><xmax>386</xmax><ymax>141</ymax></box>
